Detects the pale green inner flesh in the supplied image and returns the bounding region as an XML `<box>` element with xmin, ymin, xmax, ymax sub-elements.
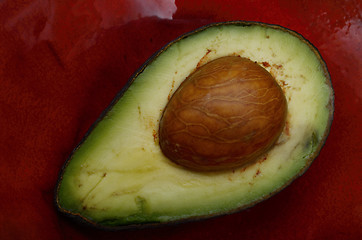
<box><xmin>58</xmin><ymin>24</ymin><xmax>332</xmax><ymax>226</ymax></box>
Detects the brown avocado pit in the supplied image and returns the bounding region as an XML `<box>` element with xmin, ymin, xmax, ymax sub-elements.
<box><xmin>159</xmin><ymin>56</ymin><xmax>287</xmax><ymax>171</ymax></box>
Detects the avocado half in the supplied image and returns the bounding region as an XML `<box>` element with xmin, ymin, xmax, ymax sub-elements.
<box><xmin>55</xmin><ymin>21</ymin><xmax>334</xmax><ymax>229</ymax></box>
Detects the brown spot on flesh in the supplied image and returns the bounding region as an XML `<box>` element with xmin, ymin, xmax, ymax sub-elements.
<box><xmin>255</xmin><ymin>169</ymin><xmax>261</xmax><ymax>177</ymax></box>
<box><xmin>138</xmin><ymin>106</ymin><xmax>141</xmax><ymax>116</ymax></box>
<box><xmin>273</xmin><ymin>64</ymin><xmax>283</xmax><ymax>69</ymax></box>
<box><xmin>262</xmin><ymin>62</ymin><xmax>270</xmax><ymax>67</ymax></box>
<box><xmin>285</xmin><ymin>120</ymin><xmax>290</xmax><ymax>136</ymax></box>
<box><xmin>258</xmin><ymin>154</ymin><xmax>268</xmax><ymax>163</ymax></box>
<box><xmin>168</xmin><ymin>78</ymin><xmax>176</xmax><ymax>101</ymax></box>
<box><xmin>196</xmin><ymin>49</ymin><xmax>212</xmax><ymax>68</ymax></box>
<box><xmin>153</xmin><ymin>129</ymin><xmax>158</xmax><ymax>143</ymax></box>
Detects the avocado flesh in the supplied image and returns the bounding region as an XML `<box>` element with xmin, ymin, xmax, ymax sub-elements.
<box><xmin>56</xmin><ymin>22</ymin><xmax>333</xmax><ymax>227</ymax></box>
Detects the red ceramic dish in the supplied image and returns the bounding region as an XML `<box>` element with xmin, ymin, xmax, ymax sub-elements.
<box><xmin>0</xmin><ymin>0</ymin><xmax>360</xmax><ymax>239</ymax></box>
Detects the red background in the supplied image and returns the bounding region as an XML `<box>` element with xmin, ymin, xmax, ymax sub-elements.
<box><xmin>0</xmin><ymin>0</ymin><xmax>361</xmax><ymax>239</ymax></box>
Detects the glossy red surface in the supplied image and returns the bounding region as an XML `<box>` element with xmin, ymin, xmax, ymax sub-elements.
<box><xmin>0</xmin><ymin>0</ymin><xmax>361</xmax><ymax>239</ymax></box>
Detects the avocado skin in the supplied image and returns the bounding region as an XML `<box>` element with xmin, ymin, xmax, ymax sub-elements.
<box><xmin>54</xmin><ymin>21</ymin><xmax>334</xmax><ymax>230</ymax></box>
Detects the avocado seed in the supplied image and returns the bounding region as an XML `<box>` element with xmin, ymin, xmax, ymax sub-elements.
<box><xmin>159</xmin><ymin>56</ymin><xmax>287</xmax><ymax>171</ymax></box>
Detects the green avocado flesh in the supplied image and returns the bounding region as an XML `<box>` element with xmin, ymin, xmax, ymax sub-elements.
<box><xmin>56</xmin><ymin>22</ymin><xmax>333</xmax><ymax>228</ymax></box>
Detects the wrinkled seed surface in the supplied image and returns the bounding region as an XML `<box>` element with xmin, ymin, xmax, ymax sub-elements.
<box><xmin>159</xmin><ymin>56</ymin><xmax>287</xmax><ymax>171</ymax></box>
